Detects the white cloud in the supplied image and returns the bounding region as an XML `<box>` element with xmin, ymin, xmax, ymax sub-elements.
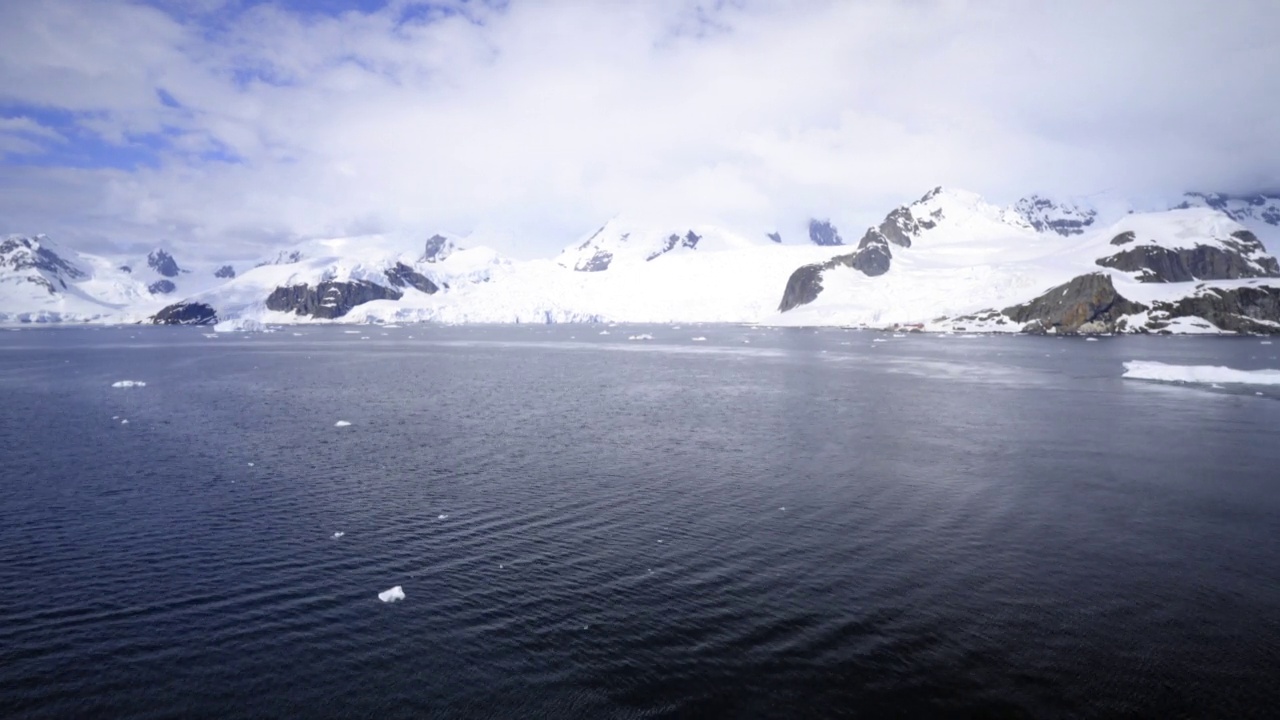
<box><xmin>0</xmin><ymin>0</ymin><xmax>1278</xmax><ymax>259</ymax></box>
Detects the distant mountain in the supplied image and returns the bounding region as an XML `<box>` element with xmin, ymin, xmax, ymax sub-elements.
<box><xmin>5</xmin><ymin>188</ymin><xmax>1280</xmax><ymax>334</ymax></box>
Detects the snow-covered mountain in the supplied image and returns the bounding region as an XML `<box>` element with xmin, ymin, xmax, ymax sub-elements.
<box><xmin>0</xmin><ymin>234</ymin><xmax>156</xmax><ymax>322</ymax></box>
<box><xmin>5</xmin><ymin>187</ymin><xmax>1280</xmax><ymax>334</ymax></box>
<box><xmin>1175</xmin><ymin>192</ymin><xmax>1280</xmax><ymax>249</ymax></box>
<box><xmin>777</xmin><ymin>187</ymin><xmax>1280</xmax><ymax>334</ymax></box>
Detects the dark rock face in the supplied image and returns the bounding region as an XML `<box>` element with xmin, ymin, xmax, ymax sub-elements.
<box><xmin>265</xmin><ymin>280</ymin><xmax>402</xmax><ymax>319</ymax></box>
<box><xmin>1149</xmin><ymin>285</ymin><xmax>1280</xmax><ymax>334</ymax></box>
<box><xmin>1178</xmin><ymin>192</ymin><xmax>1280</xmax><ymax>226</ymax></box>
<box><xmin>767</xmin><ymin>232</ymin><xmax>782</xmax><ymax>244</ymax></box>
<box><xmin>151</xmin><ymin>302</ymin><xmax>217</xmax><ymax>325</ymax></box>
<box><xmin>148</xmin><ymin>249</ymin><xmax>180</xmax><ymax>278</ymax></box>
<box><xmin>850</xmin><ymin>233</ymin><xmax>892</xmax><ymax>276</ymax></box>
<box><xmin>119</xmin><ymin>265</ymin><xmax>132</xmax><ymax>273</ymax></box>
<box><xmin>778</xmin><ymin>264</ymin><xmax>827</xmax><ymax>312</ymax></box>
<box><xmin>1003</xmin><ymin>273</ymin><xmax>1146</xmax><ymax>333</ymax></box>
<box><xmin>214</xmin><ymin>265</ymin><xmax>236</xmax><ymax>279</ymax></box>
<box><xmin>808</xmin><ymin>220</ymin><xmax>844</xmax><ymax>246</ymax></box>
<box><xmin>383</xmin><ymin>262</ymin><xmax>439</xmax><ymax>294</ymax></box>
<box><xmin>577</xmin><ymin>251</ymin><xmax>613</xmax><ymax>272</ymax></box>
<box><xmin>1015</xmin><ymin>195</ymin><xmax>1098</xmax><ymax>236</ymax></box>
<box><xmin>1110</xmin><ymin>231</ymin><xmax>1135</xmax><ymax>246</ymax></box>
<box><xmin>1</xmin><ymin>236</ymin><xmax>85</xmax><ymax>280</ymax></box>
<box><xmin>256</xmin><ymin>250</ymin><xmax>303</xmax><ymax>267</ymax></box>
<box><xmin>421</xmin><ymin>234</ymin><xmax>454</xmax><ymax>263</ymax></box>
<box><xmin>148</xmin><ymin>279</ymin><xmax>177</xmax><ymax>294</ymax></box>
<box><xmin>1096</xmin><ymin>231</ymin><xmax>1280</xmax><ymax>282</ymax></box>
<box><xmin>646</xmin><ymin>234</ymin><xmax>679</xmax><ymax>261</ymax></box>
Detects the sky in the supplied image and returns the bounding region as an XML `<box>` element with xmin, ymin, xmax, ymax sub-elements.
<box><xmin>1</xmin><ymin>0</ymin><xmax>1278</xmax><ymax>260</ymax></box>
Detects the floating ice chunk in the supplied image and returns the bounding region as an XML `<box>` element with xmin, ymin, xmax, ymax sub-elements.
<box><xmin>599</xmin><ymin>330</ymin><xmax>610</xmax><ymax>335</ymax></box>
<box><xmin>437</xmin><ymin>514</ymin><xmax>448</xmax><ymax>520</ymax></box>
<box><xmin>872</xmin><ymin>339</ymin><xmax>887</xmax><ymax>343</ymax></box>
<box><xmin>1263</xmin><ymin>341</ymin><xmax>1274</xmax><ymax>345</ymax></box>
<box><xmin>360</xmin><ymin>336</ymin><xmax>370</xmax><ymax>340</ymax></box>
<box><xmin>1085</xmin><ymin>337</ymin><xmax>1099</xmax><ymax>342</ymax></box>
<box><xmin>111</xmin><ymin>380</ymin><xmax>146</xmax><ymax>388</ymax></box>
<box><xmin>111</xmin><ymin>415</ymin><xmax>118</xmax><ymax>420</ymax></box>
<box><xmin>629</xmin><ymin>334</ymin><xmax>653</xmax><ymax>341</ymax></box>
<box><xmin>214</xmin><ymin>318</ymin><xmax>265</xmax><ymax>333</ymax></box>
<box><xmin>691</xmin><ymin>337</ymin><xmax>707</xmax><ymax>341</ymax></box>
<box><xmin>120</xmin><ymin>419</ymin><xmax>129</xmax><ymax>424</ymax></box>
<box><xmin>1123</xmin><ymin>361</ymin><xmax>1280</xmax><ymax>386</ymax></box>
<box><xmin>378</xmin><ymin>585</ymin><xmax>405</xmax><ymax>603</ymax></box>
<box><xmin>893</xmin><ymin>334</ymin><xmax>907</xmax><ymax>338</ymax></box>
<box><xmin>334</xmin><ymin>420</ymin><xmax>352</xmax><ymax>427</ymax></box>
<box><xmin>333</xmin><ymin>531</ymin><xmax>345</xmax><ymax>539</ymax></box>
<box><xmin>248</xmin><ymin>462</ymin><xmax>254</xmax><ymax>467</ymax></box>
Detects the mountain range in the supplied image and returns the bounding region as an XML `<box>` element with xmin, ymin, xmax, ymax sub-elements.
<box><xmin>4</xmin><ymin>189</ymin><xmax>1280</xmax><ymax>334</ymax></box>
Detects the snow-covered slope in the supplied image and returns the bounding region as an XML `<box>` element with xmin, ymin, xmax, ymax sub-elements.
<box><xmin>1175</xmin><ymin>192</ymin><xmax>1280</xmax><ymax>250</ymax></box>
<box><xmin>5</xmin><ymin>187</ymin><xmax>1280</xmax><ymax>334</ymax></box>
<box><xmin>0</xmin><ymin>235</ymin><xmax>156</xmax><ymax>322</ymax></box>
<box><xmin>777</xmin><ymin>189</ymin><xmax>1280</xmax><ymax>334</ymax></box>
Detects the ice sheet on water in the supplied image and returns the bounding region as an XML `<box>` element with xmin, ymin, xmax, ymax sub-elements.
<box><xmin>334</xmin><ymin>420</ymin><xmax>352</xmax><ymax>427</ymax></box>
<box><xmin>378</xmin><ymin>585</ymin><xmax>405</xmax><ymax>602</ymax></box>
<box><xmin>629</xmin><ymin>334</ymin><xmax>654</xmax><ymax>341</ymax></box>
<box><xmin>1123</xmin><ymin>361</ymin><xmax>1280</xmax><ymax>386</ymax></box>
<box><xmin>332</xmin><ymin>531</ymin><xmax>344</xmax><ymax>539</ymax></box>
<box><xmin>691</xmin><ymin>336</ymin><xmax>707</xmax><ymax>341</ymax></box>
<box><xmin>111</xmin><ymin>380</ymin><xmax>146</xmax><ymax>388</ymax></box>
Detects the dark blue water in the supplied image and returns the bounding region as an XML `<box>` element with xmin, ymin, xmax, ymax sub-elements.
<box><xmin>1</xmin><ymin>325</ymin><xmax>1278</xmax><ymax>719</ymax></box>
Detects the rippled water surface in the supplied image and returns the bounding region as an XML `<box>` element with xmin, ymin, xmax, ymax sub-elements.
<box><xmin>2</xmin><ymin>325</ymin><xmax>1278</xmax><ymax>719</ymax></box>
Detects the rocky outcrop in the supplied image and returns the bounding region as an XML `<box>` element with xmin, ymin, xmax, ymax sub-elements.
<box><xmin>808</xmin><ymin>220</ymin><xmax>843</xmax><ymax>246</ymax></box>
<box><xmin>778</xmin><ymin>264</ymin><xmax>827</xmax><ymax>312</ymax></box>
<box><xmin>256</xmin><ymin>250</ymin><xmax>303</xmax><ymax>267</ymax></box>
<box><xmin>421</xmin><ymin>234</ymin><xmax>456</xmax><ymax>263</ymax></box>
<box><xmin>1096</xmin><ymin>231</ymin><xmax>1280</xmax><ymax>282</ymax></box>
<box><xmin>265</xmin><ymin>280</ymin><xmax>402</xmax><ymax>319</ymax></box>
<box><xmin>1</xmin><ymin>236</ymin><xmax>85</xmax><ymax>281</ymax></box>
<box><xmin>778</xmin><ymin>234</ymin><xmax>894</xmax><ymax>311</ymax></box>
<box><xmin>147</xmin><ymin>249</ymin><xmax>180</xmax><ymax>278</ymax></box>
<box><xmin>1003</xmin><ymin>273</ymin><xmax>1146</xmax><ymax>333</ymax></box>
<box><xmin>1149</xmin><ymin>285</ymin><xmax>1280</xmax><ymax>334</ymax></box>
<box><xmin>767</xmin><ymin>232</ymin><xmax>782</xmax><ymax>244</ymax></box>
<box><xmin>148</xmin><ymin>279</ymin><xmax>176</xmax><ymax>294</ymax></box>
<box><xmin>214</xmin><ymin>265</ymin><xmax>236</xmax><ymax>279</ymax></box>
<box><xmin>1110</xmin><ymin>231</ymin><xmax>1135</xmax><ymax>246</ymax></box>
<box><xmin>151</xmin><ymin>301</ymin><xmax>217</xmax><ymax>325</ymax></box>
<box><xmin>646</xmin><ymin>231</ymin><xmax>701</xmax><ymax>261</ymax></box>
<box><xmin>383</xmin><ymin>262</ymin><xmax>439</xmax><ymax>294</ymax></box>
<box><xmin>850</xmin><ymin>233</ymin><xmax>892</xmax><ymax>276</ymax></box>
<box><xmin>576</xmin><ymin>250</ymin><xmax>613</xmax><ymax>272</ymax></box>
<box><xmin>1014</xmin><ymin>195</ymin><xmax>1097</xmax><ymax>236</ymax></box>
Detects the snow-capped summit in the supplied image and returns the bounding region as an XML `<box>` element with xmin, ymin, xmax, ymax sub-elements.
<box><xmin>555</xmin><ymin>217</ymin><xmax>763</xmax><ymax>272</ymax></box>
<box><xmin>421</xmin><ymin>234</ymin><xmax>459</xmax><ymax>263</ymax></box>
<box><xmin>1177</xmin><ymin>192</ymin><xmax>1280</xmax><ymax>227</ymax></box>
<box><xmin>1014</xmin><ymin>195</ymin><xmax>1098</xmax><ymax>236</ymax></box>
<box><xmin>1</xmin><ymin>234</ymin><xmax>152</xmax><ymax>321</ymax></box>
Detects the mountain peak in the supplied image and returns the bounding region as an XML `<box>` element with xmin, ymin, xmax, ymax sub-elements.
<box><xmin>1014</xmin><ymin>195</ymin><xmax>1099</xmax><ymax>236</ymax></box>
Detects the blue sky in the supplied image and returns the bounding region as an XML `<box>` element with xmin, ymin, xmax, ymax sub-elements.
<box><xmin>2</xmin><ymin>0</ymin><xmax>1278</xmax><ymax>259</ymax></box>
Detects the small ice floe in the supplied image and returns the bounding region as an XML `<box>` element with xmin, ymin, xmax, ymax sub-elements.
<box><xmin>120</xmin><ymin>419</ymin><xmax>129</xmax><ymax>424</ymax></box>
<box><xmin>1085</xmin><ymin>337</ymin><xmax>1099</xmax><ymax>342</ymax></box>
<box><xmin>779</xmin><ymin>507</ymin><xmax>786</xmax><ymax>511</ymax></box>
<box><xmin>202</xmin><ymin>333</ymin><xmax>218</xmax><ymax>339</ymax></box>
<box><xmin>629</xmin><ymin>334</ymin><xmax>654</xmax><ymax>341</ymax></box>
<box><xmin>599</xmin><ymin>330</ymin><xmax>610</xmax><ymax>335</ymax></box>
<box><xmin>1263</xmin><ymin>341</ymin><xmax>1274</xmax><ymax>345</ymax></box>
<box><xmin>691</xmin><ymin>336</ymin><xmax>707</xmax><ymax>342</ymax></box>
<box><xmin>248</xmin><ymin>462</ymin><xmax>255</xmax><ymax>467</ymax></box>
<box><xmin>1257</xmin><ymin>392</ymin><xmax>1265</xmax><ymax>396</ymax></box>
<box><xmin>378</xmin><ymin>585</ymin><xmax>405</xmax><ymax>603</ymax></box>
<box><xmin>334</xmin><ymin>420</ymin><xmax>352</xmax><ymax>427</ymax></box>
<box><xmin>332</xmin><ymin>531</ymin><xmax>345</xmax><ymax>539</ymax></box>
<box><xmin>111</xmin><ymin>415</ymin><xmax>119</xmax><ymax>420</ymax></box>
<box><xmin>111</xmin><ymin>380</ymin><xmax>146</xmax><ymax>388</ymax></box>
<box><xmin>383</xmin><ymin>325</ymin><xmax>401</xmax><ymax>329</ymax></box>
<box><xmin>292</xmin><ymin>332</ymin><xmax>303</xmax><ymax>337</ymax></box>
<box><xmin>437</xmin><ymin>513</ymin><xmax>449</xmax><ymax>520</ymax></box>
<box><xmin>360</xmin><ymin>336</ymin><xmax>370</xmax><ymax>340</ymax></box>
<box><xmin>872</xmin><ymin>338</ymin><xmax>888</xmax><ymax>343</ymax></box>
<box><xmin>743</xmin><ymin>339</ymin><xmax>751</xmax><ymax>344</ymax></box>
<box><xmin>344</xmin><ymin>330</ymin><xmax>360</xmax><ymax>334</ymax></box>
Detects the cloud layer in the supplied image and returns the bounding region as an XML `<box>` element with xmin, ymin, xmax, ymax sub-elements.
<box><xmin>1</xmin><ymin>0</ymin><xmax>1278</xmax><ymax>258</ymax></box>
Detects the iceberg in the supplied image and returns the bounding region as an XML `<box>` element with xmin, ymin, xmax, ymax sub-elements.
<box><xmin>111</xmin><ymin>380</ymin><xmax>146</xmax><ymax>388</ymax></box>
<box><xmin>628</xmin><ymin>334</ymin><xmax>654</xmax><ymax>341</ymax></box>
<box><xmin>378</xmin><ymin>585</ymin><xmax>405</xmax><ymax>603</ymax></box>
<box><xmin>334</xmin><ymin>420</ymin><xmax>352</xmax><ymax>427</ymax></box>
<box><xmin>1123</xmin><ymin>361</ymin><xmax>1280</xmax><ymax>386</ymax></box>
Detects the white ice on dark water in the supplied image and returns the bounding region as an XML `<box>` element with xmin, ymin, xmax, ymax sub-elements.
<box><xmin>691</xmin><ymin>336</ymin><xmax>707</xmax><ymax>341</ymax></box>
<box><xmin>334</xmin><ymin>420</ymin><xmax>352</xmax><ymax>427</ymax></box>
<box><xmin>111</xmin><ymin>380</ymin><xmax>146</xmax><ymax>388</ymax></box>
<box><xmin>437</xmin><ymin>514</ymin><xmax>448</xmax><ymax>520</ymax></box>
<box><xmin>120</xmin><ymin>419</ymin><xmax>129</xmax><ymax>424</ymax></box>
<box><xmin>378</xmin><ymin>586</ymin><xmax>405</xmax><ymax>603</ymax></box>
<box><xmin>332</xmin><ymin>531</ymin><xmax>344</xmax><ymax>539</ymax></box>
<box><xmin>629</xmin><ymin>334</ymin><xmax>654</xmax><ymax>341</ymax></box>
<box><xmin>1123</xmin><ymin>361</ymin><xmax>1280</xmax><ymax>386</ymax></box>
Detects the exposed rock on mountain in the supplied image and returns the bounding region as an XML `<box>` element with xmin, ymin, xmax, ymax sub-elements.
<box><xmin>2</xmin><ymin>235</ymin><xmax>86</xmax><ymax>284</ymax></box>
<box><xmin>152</xmin><ymin>301</ymin><xmax>217</xmax><ymax>325</ymax></box>
<box><xmin>383</xmin><ymin>262</ymin><xmax>439</xmax><ymax>295</ymax></box>
<box><xmin>1177</xmin><ymin>192</ymin><xmax>1280</xmax><ymax>228</ymax></box>
<box><xmin>147</xmin><ymin>249</ymin><xmax>181</xmax><ymax>278</ymax></box>
<box><xmin>1148</xmin><ymin>285</ymin><xmax>1280</xmax><ymax>334</ymax></box>
<box><xmin>148</xmin><ymin>279</ymin><xmax>176</xmax><ymax>294</ymax></box>
<box><xmin>214</xmin><ymin>265</ymin><xmax>236</xmax><ymax>279</ymax></box>
<box><xmin>421</xmin><ymin>234</ymin><xmax>457</xmax><ymax>263</ymax></box>
<box><xmin>265</xmin><ymin>280</ymin><xmax>402</xmax><ymax>319</ymax></box>
<box><xmin>807</xmin><ymin>220</ymin><xmax>843</xmax><ymax>246</ymax></box>
<box><xmin>1003</xmin><ymin>273</ymin><xmax>1146</xmax><ymax>334</ymax></box>
<box><xmin>256</xmin><ymin>250</ymin><xmax>303</xmax><ymax>267</ymax></box>
<box><xmin>767</xmin><ymin>232</ymin><xmax>782</xmax><ymax>244</ymax></box>
<box><xmin>1015</xmin><ymin>195</ymin><xmax>1098</xmax><ymax>236</ymax></box>
<box><xmin>1097</xmin><ymin>230</ymin><xmax>1280</xmax><ymax>282</ymax></box>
